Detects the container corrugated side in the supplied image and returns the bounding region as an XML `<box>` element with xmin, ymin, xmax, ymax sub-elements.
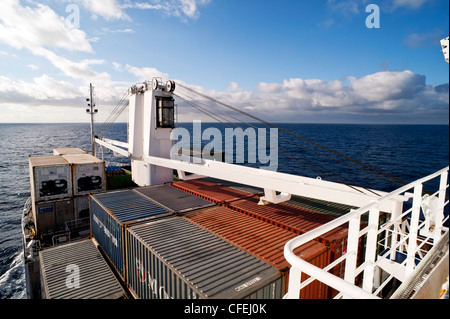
<box><xmin>203</xmin><ymin>178</ymin><xmax>264</xmax><ymax>195</ymax></box>
<box><xmin>183</xmin><ymin>206</ymin><xmax>330</xmax><ymax>299</ymax></box>
<box><xmin>39</xmin><ymin>239</ymin><xmax>125</xmax><ymax>299</ymax></box>
<box><xmin>134</xmin><ymin>184</ymin><xmax>215</xmax><ymax>213</ymax></box>
<box><xmin>171</xmin><ymin>179</ymin><xmax>255</xmax><ymax>203</ymax></box>
<box><xmin>90</xmin><ymin>189</ymin><xmax>171</xmax><ymax>278</ymax></box>
<box><xmin>126</xmin><ymin>217</ymin><xmax>284</xmax><ymax>299</ymax></box>
<box><xmin>286</xmin><ymin>194</ymin><xmax>356</xmax><ymax>219</ymax></box>
<box><xmin>228</xmin><ymin>197</ymin><xmax>346</xmax><ymax>243</ymax></box>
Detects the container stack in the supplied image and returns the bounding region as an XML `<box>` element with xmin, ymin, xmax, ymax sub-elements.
<box><xmin>105</xmin><ymin>165</ymin><xmax>134</xmax><ymax>190</ymax></box>
<box><xmin>171</xmin><ymin>178</ymin><xmax>359</xmax><ymax>298</ymax></box>
<box><xmin>28</xmin><ymin>148</ymin><xmax>106</xmax><ymax>243</ymax></box>
<box><xmin>89</xmin><ymin>189</ymin><xmax>173</xmax><ymax>279</ymax></box>
<box><xmin>29</xmin><ymin>155</ymin><xmax>74</xmax><ymax>240</ymax></box>
<box><xmin>183</xmin><ymin>206</ymin><xmax>331</xmax><ymax>299</ymax></box>
<box><xmin>85</xmin><ymin>179</ymin><xmax>354</xmax><ymax>299</ymax></box>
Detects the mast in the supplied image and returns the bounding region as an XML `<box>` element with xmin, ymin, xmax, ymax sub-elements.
<box><xmin>86</xmin><ymin>83</ymin><xmax>97</xmax><ymax>156</ymax></box>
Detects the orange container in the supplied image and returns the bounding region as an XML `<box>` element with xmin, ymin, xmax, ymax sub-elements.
<box><xmin>171</xmin><ymin>179</ymin><xmax>255</xmax><ymax>203</ymax></box>
<box><xmin>183</xmin><ymin>206</ymin><xmax>331</xmax><ymax>299</ymax></box>
<box><xmin>228</xmin><ymin>197</ymin><xmax>347</xmax><ymax>242</ymax></box>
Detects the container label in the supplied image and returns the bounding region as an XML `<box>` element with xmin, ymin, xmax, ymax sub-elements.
<box><xmin>234</xmin><ymin>276</ymin><xmax>262</xmax><ymax>292</ymax></box>
<box><xmin>135</xmin><ymin>258</ymin><xmax>172</xmax><ymax>299</ymax></box>
<box><xmin>93</xmin><ymin>214</ymin><xmax>118</xmax><ymax>247</ymax></box>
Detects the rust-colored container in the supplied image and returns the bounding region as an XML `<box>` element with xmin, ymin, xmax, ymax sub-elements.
<box><xmin>171</xmin><ymin>179</ymin><xmax>255</xmax><ymax>203</ymax></box>
<box><xmin>183</xmin><ymin>206</ymin><xmax>331</xmax><ymax>299</ymax></box>
<box><xmin>228</xmin><ymin>197</ymin><xmax>345</xmax><ymax>241</ymax></box>
<box><xmin>227</xmin><ymin>196</ymin><xmax>351</xmax><ymax>295</ymax></box>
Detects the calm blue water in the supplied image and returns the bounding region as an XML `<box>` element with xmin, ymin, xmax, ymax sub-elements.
<box><xmin>0</xmin><ymin>123</ymin><xmax>448</xmax><ymax>299</ymax></box>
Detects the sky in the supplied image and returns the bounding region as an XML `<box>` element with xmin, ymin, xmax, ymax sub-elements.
<box><xmin>0</xmin><ymin>0</ymin><xmax>448</xmax><ymax>124</ymax></box>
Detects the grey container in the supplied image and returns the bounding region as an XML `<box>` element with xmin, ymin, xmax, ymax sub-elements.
<box><xmin>90</xmin><ymin>189</ymin><xmax>172</xmax><ymax>278</ymax></box>
<box><xmin>134</xmin><ymin>184</ymin><xmax>215</xmax><ymax>213</ymax></box>
<box><xmin>39</xmin><ymin>239</ymin><xmax>126</xmax><ymax>299</ymax></box>
<box><xmin>126</xmin><ymin>217</ymin><xmax>284</xmax><ymax>299</ymax></box>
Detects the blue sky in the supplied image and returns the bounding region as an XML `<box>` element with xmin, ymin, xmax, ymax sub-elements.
<box><xmin>0</xmin><ymin>0</ymin><xmax>448</xmax><ymax>123</ymax></box>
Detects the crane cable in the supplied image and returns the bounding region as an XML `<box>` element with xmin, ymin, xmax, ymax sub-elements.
<box><xmin>97</xmin><ymin>89</ymin><xmax>130</xmax><ymax>138</ymax></box>
<box><xmin>176</xmin><ymin>82</ymin><xmax>411</xmax><ymax>189</ymax></box>
<box><xmin>174</xmin><ymin>91</ymin><xmax>381</xmax><ymax>196</ymax></box>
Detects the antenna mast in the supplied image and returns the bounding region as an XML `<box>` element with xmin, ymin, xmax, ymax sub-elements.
<box><xmin>86</xmin><ymin>83</ymin><xmax>98</xmax><ymax>156</ymax></box>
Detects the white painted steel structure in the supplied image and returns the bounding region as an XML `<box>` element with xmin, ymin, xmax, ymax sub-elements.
<box><xmin>284</xmin><ymin>167</ymin><xmax>449</xmax><ymax>299</ymax></box>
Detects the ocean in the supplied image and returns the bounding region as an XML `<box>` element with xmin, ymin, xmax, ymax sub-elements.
<box><xmin>0</xmin><ymin>123</ymin><xmax>448</xmax><ymax>299</ymax></box>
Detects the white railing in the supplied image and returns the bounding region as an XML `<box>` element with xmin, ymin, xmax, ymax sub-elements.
<box><xmin>284</xmin><ymin>166</ymin><xmax>449</xmax><ymax>299</ymax></box>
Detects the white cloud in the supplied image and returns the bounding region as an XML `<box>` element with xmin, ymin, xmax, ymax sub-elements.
<box><xmin>0</xmin><ymin>0</ymin><xmax>93</xmax><ymax>53</ymax></box>
<box><xmin>0</xmin><ymin>74</ymin><xmax>83</xmax><ymax>103</ymax></box>
<box><xmin>392</xmin><ymin>0</ymin><xmax>426</xmax><ymax>10</ymax></box>
<box><xmin>122</xmin><ymin>0</ymin><xmax>212</xmax><ymax>21</ymax></box>
<box><xmin>403</xmin><ymin>29</ymin><xmax>445</xmax><ymax>48</ymax></box>
<box><xmin>173</xmin><ymin>70</ymin><xmax>448</xmax><ymax>123</ymax></box>
<box><xmin>65</xmin><ymin>0</ymin><xmax>212</xmax><ymax>22</ymax></box>
<box><xmin>125</xmin><ymin>64</ymin><xmax>170</xmax><ymax>81</ymax></box>
<box><xmin>71</xmin><ymin>0</ymin><xmax>128</xmax><ymax>20</ymax></box>
<box><xmin>326</xmin><ymin>0</ymin><xmax>361</xmax><ymax>15</ymax></box>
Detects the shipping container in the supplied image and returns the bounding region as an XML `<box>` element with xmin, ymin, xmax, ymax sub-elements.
<box><xmin>90</xmin><ymin>190</ymin><xmax>172</xmax><ymax>278</ymax></box>
<box><xmin>106</xmin><ymin>166</ymin><xmax>135</xmax><ymax>190</ymax></box>
<box><xmin>33</xmin><ymin>198</ymin><xmax>74</xmax><ymax>239</ymax></box>
<box><xmin>52</xmin><ymin>147</ymin><xmax>87</xmax><ymax>156</ymax></box>
<box><xmin>39</xmin><ymin>239</ymin><xmax>126</xmax><ymax>299</ymax></box>
<box><xmin>228</xmin><ymin>197</ymin><xmax>342</xmax><ymax>242</ymax></box>
<box><xmin>203</xmin><ymin>178</ymin><xmax>264</xmax><ymax>195</ymax></box>
<box><xmin>183</xmin><ymin>206</ymin><xmax>331</xmax><ymax>299</ymax></box>
<box><xmin>29</xmin><ymin>155</ymin><xmax>72</xmax><ymax>202</ymax></box>
<box><xmin>74</xmin><ymin>195</ymin><xmax>90</xmax><ymax>220</ymax></box>
<box><xmin>62</xmin><ymin>154</ymin><xmax>106</xmax><ymax>196</ymax></box>
<box><xmin>171</xmin><ymin>179</ymin><xmax>256</xmax><ymax>203</ymax></box>
<box><xmin>126</xmin><ymin>217</ymin><xmax>284</xmax><ymax>299</ymax></box>
<box><xmin>134</xmin><ymin>184</ymin><xmax>215</xmax><ymax>213</ymax></box>
<box><xmin>286</xmin><ymin>194</ymin><xmax>356</xmax><ymax>219</ymax></box>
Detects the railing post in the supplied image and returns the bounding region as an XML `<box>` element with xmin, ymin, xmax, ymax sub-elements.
<box><xmin>344</xmin><ymin>212</ymin><xmax>360</xmax><ymax>297</ymax></box>
<box><xmin>435</xmin><ymin>170</ymin><xmax>449</xmax><ymax>243</ymax></box>
<box><xmin>287</xmin><ymin>267</ymin><xmax>302</xmax><ymax>299</ymax></box>
<box><xmin>363</xmin><ymin>206</ymin><xmax>380</xmax><ymax>293</ymax></box>
<box><xmin>406</xmin><ymin>183</ymin><xmax>423</xmax><ymax>275</ymax></box>
<box><xmin>390</xmin><ymin>200</ymin><xmax>404</xmax><ymax>258</ymax></box>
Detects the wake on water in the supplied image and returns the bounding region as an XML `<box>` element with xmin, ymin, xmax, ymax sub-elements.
<box><xmin>0</xmin><ymin>251</ymin><xmax>25</xmax><ymax>299</ymax></box>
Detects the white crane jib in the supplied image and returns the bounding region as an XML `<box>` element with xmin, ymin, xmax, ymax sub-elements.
<box><xmin>95</xmin><ymin>78</ymin><xmax>407</xmax><ymax>213</ymax></box>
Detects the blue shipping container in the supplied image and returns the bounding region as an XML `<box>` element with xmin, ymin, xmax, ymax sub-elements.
<box><xmin>90</xmin><ymin>189</ymin><xmax>171</xmax><ymax>277</ymax></box>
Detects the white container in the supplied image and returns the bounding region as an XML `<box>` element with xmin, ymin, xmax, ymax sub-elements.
<box><xmin>32</xmin><ymin>198</ymin><xmax>74</xmax><ymax>237</ymax></box>
<box><xmin>74</xmin><ymin>195</ymin><xmax>90</xmax><ymax>220</ymax></box>
<box><xmin>52</xmin><ymin>147</ymin><xmax>87</xmax><ymax>156</ymax></box>
<box><xmin>29</xmin><ymin>156</ymin><xmax>73</xmax><ymax>202</ymax></box>
<box><xmin>62</xmin><ymin>154</ymin><xmax>106</xmax><ymax>196</ymax></box>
